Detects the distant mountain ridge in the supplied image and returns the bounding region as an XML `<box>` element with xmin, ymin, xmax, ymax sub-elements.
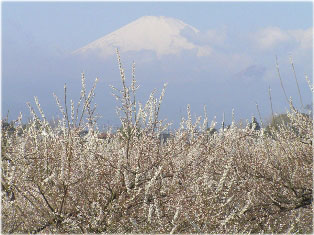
<box><xmin>73</xmin><ymin>16</ymin><xmax>212</xmax><ymax>58</ymax></box>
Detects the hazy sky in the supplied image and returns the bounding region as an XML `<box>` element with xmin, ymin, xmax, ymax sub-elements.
<box><xmin>2</xmin><ymin>2</ymin><xmax>313</xmax><ymax>129</ymax></box>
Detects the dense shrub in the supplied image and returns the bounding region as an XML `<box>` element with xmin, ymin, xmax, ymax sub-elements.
<box><xmin>1</xmin><ymin>52</ymin><xmax>312</xmax><ymax>233</ymax></box>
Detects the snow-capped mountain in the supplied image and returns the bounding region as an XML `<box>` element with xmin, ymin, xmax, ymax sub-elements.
<box><xmin>73</xmin><ymin>16</ymin><xmax>212</xmax><ymax>58</ymax></box>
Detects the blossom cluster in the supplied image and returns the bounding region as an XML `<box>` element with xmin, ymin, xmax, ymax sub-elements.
<box><xmin>1</xmin><ymin>51</ymin><xmax>312</xmax><ymax>234</ymax></box>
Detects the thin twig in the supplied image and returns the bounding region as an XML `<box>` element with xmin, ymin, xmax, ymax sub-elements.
<box><xmin>268</xmin><ymin>86</ymin><xmax>274</xmax><ymax>119</ymax></box>
<box><xmin>255</xmin><ymin>102</ymin><xmax>264</xmax><ymax>128</ymax></box>
<box><xmin>289</xmin><ymin>55</ymin><xmax>304</xmax><ymax>109</ymax></box>
<box><xmin>275</xmin><ymin>56</ymin><xmax>289</xmax><ymax>104</ymax></box>
<box><xmin>37</xmin><ymin>184</ymin><xmax>55</xmax><ymax>213</ymax></box>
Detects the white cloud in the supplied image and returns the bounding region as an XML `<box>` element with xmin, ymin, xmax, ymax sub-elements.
<box><xmin>202</xmin><ymin>28</ymin><xmax>227</xmax><ymax>45</ymax></box>
<box><xmin>181</xmin><ymin>27</ymin><xmax>227</xmax><ymax>46</ymax></box>
<box><xmin>196</xmin><ymin>46</ymin><xmax>212</xmax><ymax>57</ymax></box>
<box><xmin>252</xmin><ymin>27</ymin><xmax>290</xmax><ymax>50</ymax></box>
<box><xmin>252</xmin><ymin>27</ymin><xmax>313</xmax><ymax>50</ymax></box>
<box><xmin>288</xmin><ymin>28</ymin><xmax>313</xmax><ymax>49</ymax></box>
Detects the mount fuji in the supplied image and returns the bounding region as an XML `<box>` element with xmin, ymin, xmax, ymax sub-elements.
<box><xmin>73</xmin><ymin>16</ymin><xmax>212</xmax><ymax>58</ymax></box>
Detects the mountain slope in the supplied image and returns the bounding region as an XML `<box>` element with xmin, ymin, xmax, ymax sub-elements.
<box><xmin>73</xmin><ymin>16</ymin><xmax>211</xmax><ymax>58</ymax></box>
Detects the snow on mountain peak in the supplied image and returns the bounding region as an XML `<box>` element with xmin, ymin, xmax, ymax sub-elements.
<box><xmin>74</xmin><ymin>16</ymin><xmax>211</xmax><ymax>58</ymax></box>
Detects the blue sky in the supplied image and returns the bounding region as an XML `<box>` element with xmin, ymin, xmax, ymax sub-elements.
<box><xmin>3</xmin><ymin>2</ymin><xmax>312</xmax><ymax>52</ymax></box>
<box><xmin>2</xmin><ymin>2</ymin><xmax>313</xmax><ymax>129</ymax></box>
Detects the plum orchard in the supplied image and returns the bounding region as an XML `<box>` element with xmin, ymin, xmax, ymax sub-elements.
<box><xmin>1</xmin><ymin>52</ymin><xmax>312</xmax><ymax>233</ymax></box>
